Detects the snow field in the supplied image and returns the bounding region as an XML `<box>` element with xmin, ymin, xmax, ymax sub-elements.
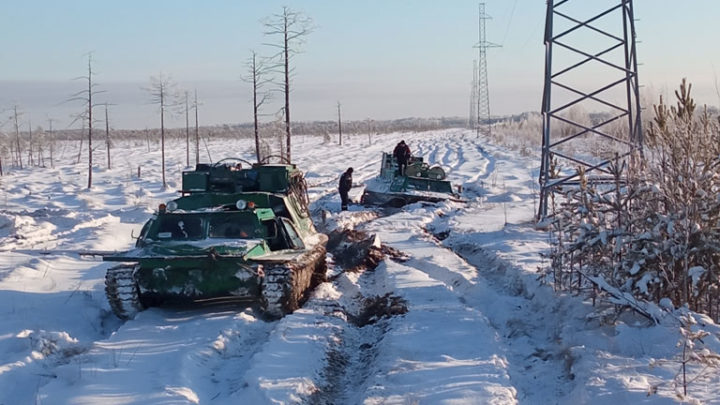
<box><xmin>0</xmin><ymin>129</ymin><xmax>719</xmax><ymax>403</ymax></box>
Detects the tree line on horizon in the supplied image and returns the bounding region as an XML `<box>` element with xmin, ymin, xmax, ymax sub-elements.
<box><xmin>0</xmin><ymin>6</ymin><xmax>315</xmax><ymax>188</ymax></box>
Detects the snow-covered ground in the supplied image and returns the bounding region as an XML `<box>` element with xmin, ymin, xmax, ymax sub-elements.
<box><xmin>1</xmin><ymin>129</ymin><xmax>719</xmax><ymax>404</ymax></box>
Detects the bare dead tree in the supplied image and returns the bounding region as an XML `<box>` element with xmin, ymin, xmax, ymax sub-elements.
<box><xmin>104</xmin><ymin>104</ymin><xmax>112</xmax><ymax>169</ymax></box>
<box><xmin>47</xmin><ymin>118</ymin><xmax>54</xmax><ymax>169</ymax></box>
<box><xmin>26</xmin><ymin>120</ymin><xmax>33</xmax><ymax>167</ymax></box>
<box><xmin>82</xmin><ymin>55</ymin><xmax>98</xmax><ymax>187</ymax></box>
<box><xmin>337</xmin><ymin>101</ymin><xmax>343</xmax><ymax>146</ymax></box>
<box><xmin>243</xmin><ymin>51</ymin><xmax>273</xmax><ymax>163</ymax></box>
<box><xmin>263</xmin><ymin>6</ymin><xmax>314</xmax><ymax>163</ymax></box>
<box><xmin>68</xmin><ymin>53</ymin><xmax>105</xmax><ymax>188</ymax></box>
<box><xmin>184</xmin><ymin>91</ymin><xmax>190</xmax><ymax>167</ymax></box>
<box><xmin>193</xmin><ymin>90</ymin><xmax>200</xmax><ymax>165</ymax></box>
<box><xmin>0</xmin><ymin>113</ymin><xmax>9</xmax><ymax>174</ymax></box>
<box><xmin>146</xmin><ymin>73</ymin><xmax>177</xmax><ymax>189</ymax></box>
<box><xmin>35</xmin><ymin>124</ymin><xmax>44</xmax><ymax>167</ymax></box>
<box><xmin>12</xmin><ymin>106</ymin><xmax>22</xmax><ymax>169</ymax></box>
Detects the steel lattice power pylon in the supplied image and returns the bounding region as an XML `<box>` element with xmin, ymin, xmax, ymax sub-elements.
<box><xmin>474</xmin><ymin>3</ymin><xmax>500</xmax><ymax>137</ymax></box>
<box><xmin>469</xmin><ymin>59</ymin><xmax>478</xmax><ymax>128</ymax></box>
<box><xmin>537</xmin><ymin>0</ymin><xmax>642</xmax><ymax>220</ymax></box>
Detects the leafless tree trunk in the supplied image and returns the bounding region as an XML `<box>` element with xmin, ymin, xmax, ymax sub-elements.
<box><xmin>161</xmin><ymin>98</ymin><xmax>165</xmax><ymax>187</ymax></box>
<box><xmin>68</xmin><ymin>54</ymin><xmax>105</xmax><ymax>188</ymax></box>
<box><xmin>337</xmin><ymin>101</ymin><xmax>343</xmax><ymax>146</ymax></box>
<box><xmin>13</xmin><ymin>106</ymin><xmax>22</xmax><ymax>169</ymax></box>
<box><xmin>146</xmin><ymin>73</ymin><xmax>177</xmax><ymax>189</ymax></box>
<box><xmin>185</xmin><ymin>91</ymin><xmax>192</xmax><ymax>167</ymax></box>
<box><xmin>243</xmin><ymin>51</ymin><xmax>272</xmax><ymax>163</ymax></box>
<box><xmin>26</xmin><ymin>121</ymin><xmax>33</xmax><ymax>167</ymax></box>
<box><xmin>365</xmin><ymin>119</ymin><xmax>375</xmax><ymax>145</ymax></box>
<box><xmin>105</xmin><ymin>104</ymin><xmax>111</xmax><ymax>170</ymax></box>
<box><xmin>194</xmin><ymin>90</ymin><xmax>200</xmax><ymax>165</ymax></box>
<box><xmin>252</xmin><ymin>59</ymin><xmax>262</xmax><ymax>163</ymax></box>
<box><xmin>48</xmin><ymin>118</ymin><xmax>54</xmax><ymax>169</ymax></box>
<box><xmin>86</xmin><ymin>58</ymin><xmax>93</xmax><ymax>188</ymax></box>
<box><xmin>36</xmin><ymin>125</ymin><xmax>44</xmax><ymax>167</ymax></box>
<box><xmin>263</xmin><ymin>6</ymin><xmax>313</xmax><ymax>163</ymax></box>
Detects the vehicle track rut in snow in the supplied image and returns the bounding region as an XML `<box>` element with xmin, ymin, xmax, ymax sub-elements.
<box><xmin>304</xmin><ymin>273</ymin><xmax>398</xmax><ymax>405</ymax></box>
<box><xmin>421</xmin><ymin>224</ymin><xmax>578</xmax><ymax>403</ymax></box>
<box><xmin>37</xmin><ymin>302</ymin><xmax>280</xmax><ymax>403</ymax></box>
<box><xmin>2</xmin><ymin>129</ymin><xmax>568</xmax><ymax>403</ymax></box>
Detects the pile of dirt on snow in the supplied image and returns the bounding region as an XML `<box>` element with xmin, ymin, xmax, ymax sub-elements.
<box><xmin>326</xmin><ymin>229</ymin><xmax>384</xmax><ymax>273</ymax></box>
<box><xmin>327</xmin><ymin>229</ymin><xmax>410</xmax><ymax>276</ymax></box>
<box><xmin>349</xmin><ymin>293</ymin><xmax>409</xmax><ymax>326</ymax></box>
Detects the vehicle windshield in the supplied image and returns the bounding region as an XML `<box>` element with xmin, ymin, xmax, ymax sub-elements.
<box><xmin>153</xmin><ymin>215</ymin><xmax>205</xmax><ymax>240</ymax></box>
<box><xmin>208</xmin><ymin>213</ymin><xmax>264</xmax><ymax>239</ymax></box>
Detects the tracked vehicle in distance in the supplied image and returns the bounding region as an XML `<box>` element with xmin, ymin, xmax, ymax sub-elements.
<box><xmin>361</xmin><ymin>152</ymin><xmax>461</xmax><ymax>207</ymax></box>
<box><xmin>103</xmin><ymin>158</ymin><xmax>327</xmax><ymax>319</ymax></box>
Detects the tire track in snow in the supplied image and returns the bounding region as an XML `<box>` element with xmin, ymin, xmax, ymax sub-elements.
<box><xmin>415</xmin><ymin>220</ymin><xmax>577</xmax><ymax>403</ymax></box>
<box><xmin>304</xmin><ymin>272</ymin><xmax>393</xmax><ymax>405</ymax></box>
<box><xmin>353</xmin><ymin>213</ymin><xmax>518</xmax><ymax>403</ymax></box>
<box><xmin>450</xmin><ymin>240</ymin><xmax>576</xmax><ymax>403</ymax></box>
<box><xmin>439</xmin><ymin>135</ymin><xmax>496</xmax><ymax>199</ymax></box>
<box><xmin>351</xmin><ymin>193</ymin><xmax>570</xmax><ymax>403</ymax></box>
<box><xmin>440</xmin><ymin>141</ymin><xmax>459</xmax><ymax>169</ymax></box>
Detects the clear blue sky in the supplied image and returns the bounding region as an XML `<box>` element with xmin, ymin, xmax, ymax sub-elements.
<box><xmin>1</xmin><ymin>0</ymin><xmax>718</xmax><ymax>130</ymax></box>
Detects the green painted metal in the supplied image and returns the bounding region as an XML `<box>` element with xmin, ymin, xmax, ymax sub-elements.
<box><xmin>103</xmin><ymin>159</ymin><xmax>322</xmax><ymax>302</ymax></box>
<box><xmin>367</xmin><ymin>152</ymin><xmax>457</xmax><ymax>203</ymax></box>
<box><xmin>406</xmin><ymin>176</ymin><xmax>454</xmax><ymax>193</ymax></box>
<box><xmin>181</xmin><ymin>160</ymin><xmax>299</xmax><ymax>195</ymax></box>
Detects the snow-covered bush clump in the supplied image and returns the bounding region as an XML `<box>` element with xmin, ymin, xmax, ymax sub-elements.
<box><xmin>548</xmin><ymin>79</ymin><xmax>720</xmax><ymax>322</ymax></box>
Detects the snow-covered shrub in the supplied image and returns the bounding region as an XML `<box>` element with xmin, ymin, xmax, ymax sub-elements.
<box><xmin>649</xmin><ymin>313</ymin><xmax>720</xmax><ymax>402</ymax></box>
<box><xmin>491</xmin><ymin>112</ymin><xmax>542</xmax><ymax>154</ymax></box>
<box><xmin>548</xmin><ymin>80</ymin><xmax>720</xmax><ymax>321</ymax></box>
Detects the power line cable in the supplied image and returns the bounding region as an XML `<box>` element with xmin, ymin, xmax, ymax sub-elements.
<box><xmin>501</xmin><ymin>0</ymin><xmax>518</xmax><ymax>46</ymax></box>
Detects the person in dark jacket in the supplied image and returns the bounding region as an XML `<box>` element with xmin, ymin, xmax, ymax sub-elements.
<box><xmin>339</xmin><ymin>167</ymin><xmax>353</xmax><ymax>211</ymax></box>
<box><xmin>393</xmin><ymin>140</ymin><xmax>411</xmax><ymax>176</ymax></box>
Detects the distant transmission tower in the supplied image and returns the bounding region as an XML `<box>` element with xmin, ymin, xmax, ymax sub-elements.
<box><xmin>469</xmin><ymin>59</ymin><xmax>478</xmax><ymax>128</ymax></box>
<box><xmin>537</xmin><ymin>0</ymin><xmax>642</xmax><ymax>220</ymax></box>
<box><xmin>474</xmin><ymin>3</ymin><xmax>500</xmax><ymax>137</ymax></box>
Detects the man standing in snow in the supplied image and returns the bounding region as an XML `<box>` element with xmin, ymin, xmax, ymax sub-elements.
<box><xmin>393</xmin><ymin>140</ymin><xmax>411</xmax><ymax>176</ymax></box>
<box><xmin>339</xmin><ymin>167</ymin><xmax>353</xmax><ymax>211</ymax></box>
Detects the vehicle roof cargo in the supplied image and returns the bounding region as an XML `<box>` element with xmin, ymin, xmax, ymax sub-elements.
<box><xmin>182</xmin><ymin>161</ymin><xmax>299</xmax><ymax>194</ymax></box>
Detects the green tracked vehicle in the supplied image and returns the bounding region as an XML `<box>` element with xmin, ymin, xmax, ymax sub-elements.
<box><xmin>103</xmin><ymin>159</ymin><xmax>328</xmax><ymax>319</ymax></box>
<box><xmin>361</xmin><ymin>152</ymin><xmax>461</xmax><ymax>207</ymax></box>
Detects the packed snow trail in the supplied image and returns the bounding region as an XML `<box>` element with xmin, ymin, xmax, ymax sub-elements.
<box><xmin>39</xmin><ymin>305</ymin><xmax>276</xmax><ymax>404</ymax></box>
<box><xmin>357</xmin><ymin>209</ymin><xmax>519</xmax><ymax>403</ymax></box>
<box><xmin>1</xmin><ymin>129</ymin><xmax>719</xmax><ymax>404</ymax></box>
